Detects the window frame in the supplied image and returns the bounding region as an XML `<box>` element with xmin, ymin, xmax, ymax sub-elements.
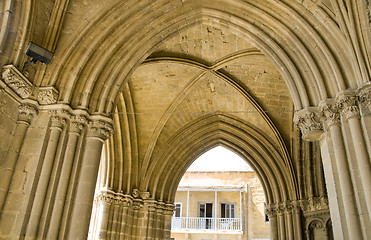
<box><xmin>173</xmin><ymin>202</ymin><xmax>182</xmax><ymax>217</ymax></box>
<box><xmin>220</xmin><ymin>202</ymin><xmax>236</xmax><ymax>219</ymax></box>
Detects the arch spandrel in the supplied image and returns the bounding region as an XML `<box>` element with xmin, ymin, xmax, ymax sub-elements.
<box><xmin>39</xmin><ymin>0</ymin><xmax>361</xmax><ymax>115</ymax></box>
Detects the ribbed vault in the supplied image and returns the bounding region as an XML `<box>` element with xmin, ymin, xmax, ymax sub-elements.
<box><xmin>144</xmin><ymin>113</ymin><xmax>297</xmax><ymax>204</ymax></box>
<box><xmin>40</xmin><ymin>0</ymin><xmax>369</xmax><ymax>115</ymax></box>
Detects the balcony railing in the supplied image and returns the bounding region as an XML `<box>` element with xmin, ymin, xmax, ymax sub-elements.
<box><xmin>171</xmin><ymin>217</ymin><xmax>242</xmax><ymax>231</ymax></box>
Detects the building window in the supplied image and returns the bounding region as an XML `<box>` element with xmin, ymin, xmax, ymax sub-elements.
<box><xmin>221</xmin><ymin>203</ymin><xmax>236</xmax><ymax>218</ymax></box>
<box><xmin>173</xmin><ymin>202</ymin><xmax>182</xmax><ymax>217</ymax></box>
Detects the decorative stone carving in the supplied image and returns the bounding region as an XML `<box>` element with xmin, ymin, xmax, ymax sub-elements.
<box><xmin>320</xmin><ymin>103</ymin><xmax>340</xmax><ymax>129</ymax></box>
<box><xmin>337</xmin><ymin>95</ymin><xmax>360</xmax><ymax>120</ymax></box>
<box><xmin>359</xmin><ymin>86</ymin><xmax>371</xmax><ymax>116</ymax></box>
<box><xmin>132</xmin><ymin>189</ymin><xmax>141</xmax><ymax>198</ymax></box>
<box><xmin>301</xmin><ymin>197</ymin><xmax>329</xmax><ymax>213</ymax></box>
<box><xmin>87</xmin><ymin>119</ymin><xmax>113</xmax><ymax>140</ymax></box>
<box><xmin>265</xmin><ymin>204</ymin><xmax>278</xmax><ymax>218</ymax></box>
<box><xmin>18</xmin><ymin>103</ymin><xmax>38</xmax><ymax>124</ymax></box>
<box><xmin>51</xmin><ymin>115</ymin><xmax>66</xmax><ymax>129</ymax></box>
<box><xmin>140</xmin><ymin>191</ymin><xmax>150</xmax><ymax>200</ymax></box>
<box><xmin>95</xmin><ymin>190</ymin><xmax>134</xmax><ymax>207</ymax></box>
<box><xmin>37</xmin><ymin>86</ymin><xmax>59</xmax><ymax>104</ymax></box>
<box><xmin>1</xmin><ymin>65</ymin><xmax>33</xmax><ymax>99</ymax></box>
<box><xmin>294</xmin><ymin>110</ymin><xmax>323</xmax><ymax>141</ymax></box>
<box><xmin>132</xmin><ymin>199</ymin><xmax>143</xmax><ymax>210</ymax></box>
<box><xmin>70</xmin><ymin>115</ymin><xmax>88</xmax><ymax>134</ymax></box>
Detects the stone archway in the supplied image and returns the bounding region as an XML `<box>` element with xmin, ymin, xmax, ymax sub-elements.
<box><xmin>0</xmin><ymin>1</ymin><xmax>370</xmax><ymax>240</ymax></box>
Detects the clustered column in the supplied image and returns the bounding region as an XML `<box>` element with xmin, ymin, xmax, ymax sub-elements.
<box><xmin>67</xmin><ymin>119</ymin><xmax>113</xmax><ymax>240</ymax></box>
<box><xmin>295</xmin><ymin>87</ymin><xmax>371</xmax><ymax>240</ymax></box>
<box><xmin>89</xmin><ymin>189</ymin><xmax>175</xmax><ymax>240</ymax></box>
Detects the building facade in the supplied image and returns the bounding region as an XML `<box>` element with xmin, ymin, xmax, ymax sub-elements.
<box><xmin>0</xmin><ymin>1</ymin><xmax>370</xmax><ymax>239</ymax></box>
<box><xmin>170</xmin><ymin>171</ymin><xmax>269</xmax><ymax>240</ymax></box>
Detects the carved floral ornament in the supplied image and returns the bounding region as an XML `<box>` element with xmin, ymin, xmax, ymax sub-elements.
<box><xmin>1</xmin><ymin>65</ymin><xmax>33</xmax><ymax>99</ymax></box>
<box><xmin>1</xmin><ymin>65</ymin><xmax>59</xmax><ymax>105</ymax></box>
<box><xmin>265</xmin><ymin>198</ymin><xmax>329</xmax><ymax>217</ymax></box>
<box><xmin>294</xmin><ymin>110</ymin><xmax>324</xmax><ymax>141</ymax></box>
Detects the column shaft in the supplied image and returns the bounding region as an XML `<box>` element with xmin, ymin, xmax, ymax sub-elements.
<box><xmin>46</xmin><ymin>128</ymin><xmax>81</xmax><ymax>239</ymax></box>
<box><xmin>329</xmin><ymin>124</ymin><xmax>363</xmax><ymax>239</ymax></box>
<box><xmin>67</xmin><ymin>137</ymin><xmax>105</xmax><ymax>240</ymax></box>
<box><xmin>347</xmin><ymin>116</ymin><xmax>371</xmax><ymax>222</ymax></box>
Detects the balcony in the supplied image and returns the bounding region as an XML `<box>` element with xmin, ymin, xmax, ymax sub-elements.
<box><xmin>171</xmin><ymin>217</ymin><xmax>242</xmax><ymax>232</ymax></box>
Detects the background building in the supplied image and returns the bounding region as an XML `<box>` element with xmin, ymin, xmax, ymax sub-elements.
<box><xmin>0</xmin><ymin>1</ymin><xmax>370</xmax><ymax>239</ymax></box>
<box><xmin>171</xmin><ymin>171</ymin><xmax>269</xmax><ymax>240</ymax></box>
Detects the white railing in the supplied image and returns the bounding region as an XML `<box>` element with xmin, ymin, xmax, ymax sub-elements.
<box><xmin>171</xmin><ymin>217</ymin><xmax>241</xmax><ymax>231</ymax></box>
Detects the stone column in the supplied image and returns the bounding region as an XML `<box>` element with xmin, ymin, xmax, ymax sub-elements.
<box><xmin>95</xmin><ymin>191</ymin><xmax>114</xmax><ymax>239</ymax></box>
<box><xmin>277</xmin><ymin>207</ymin><xmax>286</xmax><ymax>240</ymax></box>
<box><xmin>163</xmin><ymin>204</ymin><xmax>175</xmax><ymax>239</ymax></box>
<box><xmin>131</xmin><ymin>199</ymin><xmax>142</xmax><ymax>239</ymax></box>
<box><xmin>46</xmin><ymin>117</ymin><xmax>85</xmax><ymax>239</ymax></box>
<box><xmin>265</xmin><ymin>204</ymin><xmax>278</xmax><ymax>240</ymax></box>
<box><xmin>146</xmin><ymin>201</ymin><xmax>157</xmax><ymax>240</ymax></box>
<box><xmin>339</xmin><ymin>95</ymin><xmax>371</xmax><ymax>225</ymax></box>
<box><xmin>26</xmin><ymin>113</ymin><xmax>66</xmax><ymax>238</ymax></box>
<box><xmin>109</xmin><ymin>198</ymin><xmax>121</xmax><ymax>239</ymax></box>
<box><xmin>0</xmin><ymin>103</ymin><xmax>37</xmax><ymax>213</ymax></box>
<box><xmin>284</xmin><ymin>203</ymin><xmax>294</xmax><ymax>240</ymax></box>
<box><xmin>67</xmin><ymin>119</ymin><xmax>113</xmax><ymax>240</ymax></box>
<box><xmin>293</xmin><ymin>202</ymin><xmax>303</xmax><ymax>240</ymax></box>
<box><xmin>321</xmin><ymin>104</ymin><xmax>363</xmax><ymax>239</ymax></box>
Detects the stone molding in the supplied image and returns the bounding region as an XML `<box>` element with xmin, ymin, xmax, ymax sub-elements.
<box><xmin>265</xmin><ymin>197</ymin><xmax>329</xmax><ymax>217</ymax></box>
<box><xmin>1</xmin><ymin>65</ymin><xmax>59</xmax><ymax>105</ymax></box>
<box><xmin>1</xmin><ymin>65</ymin><xmax>33</xmax><ymax>99</ymax></box>
<box><xmin>93</xmin><ymin>189</ymin><xmax>172</xmax><ymax>212</ymax></box>
<box><xmin>95</xmin><ymin>190</ymin><xmax>134</xmax><ymax>207</ymax></box>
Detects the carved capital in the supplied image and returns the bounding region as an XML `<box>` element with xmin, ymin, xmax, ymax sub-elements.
<box><xmin>265</xmin><ymin>204</ymin><xmax>278</xmax><ymax>217</ymax></box>
<box><xmin>86</xmin><ymin>119</ymin><xmax>113</xmax><ymax>140</ymax></box>
<box><xmin>146</xmin><ymin>201</ymin><xmax>158</xmax><ymax>213</ymax></box>
<box><xmin>320</xmin><ymin>103</ymin><xmax>340</xmax><ymax>129</ymax></box>
<box><xmin>69</xmin><ymin>115</ymin><xmax>88</xmax><ymax>134</ymax></box>
<box><xmin>132</xmin><ymin>199</ymin><xmax>143</xmax><ymax>210</ymax></box>
<box><xmin>37</xmin><ymin>86</ymin><xmax>59</xmax><ymax>105</ymax></box>
<box><xmin>337</xmin><ymin>95</ymin><xmax>360</xmax><ymax>120</ymax></box>
<box><xmin>116</xmin><ymin>193</ymin><xmax>133</xmax><ymax>207</ymax></box>
<box><xmin>96</xmin><ymin>190</ymin><xmax>115</xmax><ymax>205</ymax></box>
<box><xmin>50</xmin><ymin>115</ymin><xmax>66</xmax><ymax>129</ymax></box>
<box><xmin>359</xmin><ymin>86</ymin><xmax>371</xmax><ymax>116</ymax></box>
<box><xmin>163</xmin><ymin>203</ymin><xmax>176</xmax><ymax>216</ymax></box>
<box><xmin>18</xmin><ymin>103</ymin><xmax>38</xmax><ymax>124</ymax></box>
<box><xmin>294</xmin><ymin>109</ymin><xmax>323</xmax><ymax>141</ymax></box>
<box><xmin>1</xmin><ymin>65</ymin><xmax>33</xmax><ymax>99</ymax></box>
